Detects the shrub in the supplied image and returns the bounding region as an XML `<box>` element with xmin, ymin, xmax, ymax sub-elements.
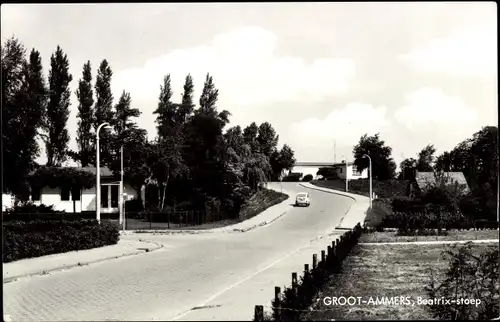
<box><xmin>302</xmin><ymin>174</ymin><xmax>313</xmax><ymax>182</ymax></box>
<box><xmin>426</xmin><ymin>243</ymin><xmax>499</xmax><ymax>320</ymax></box>
<box><xmin>125</xmin><ymin>198</ymin><xmax>144</xmax><ymax>212</ymax></box>
<box><xmin>282</xmin><ymin>173</ymin><xmax>302</xmax><ymax>182</ymax></box>
<box><xmin>3</xmin><ymin>202</ymin><xmax>66</xmax><ymax>221</ymax></box>
<box><xmin>349</xmin><ymin>179</ymin><xmax>409</xmax><ymax>198</ymax></box>
<box><xmin>3</xmin><ymin>219</ymin><xmax>120</xmax><ymax>263</ymax></box>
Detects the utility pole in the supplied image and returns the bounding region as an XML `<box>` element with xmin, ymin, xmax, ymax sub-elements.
<box><xmin>333</xmin><ymin>140</ymin><xmax>336</xmax><ymax>163</ymax></box>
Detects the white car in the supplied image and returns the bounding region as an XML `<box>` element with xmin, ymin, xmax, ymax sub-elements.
<box><xmin>295</xmin><ymin>192</ymin><xmax>311</xmax><ymax>207</ymax></box>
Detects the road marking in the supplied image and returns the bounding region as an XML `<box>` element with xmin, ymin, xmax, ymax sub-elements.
<box><xmin>169</xmin><ymin>244</ymin><xmax>315</xmax><ymax>321</ymax></box>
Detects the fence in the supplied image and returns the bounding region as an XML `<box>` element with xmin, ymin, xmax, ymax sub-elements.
<box><xmin>124</xmin><ymin>210</ymin><xmax>215</xmax><ymax>230</ymax></box>
<box><xmin>254</xmin><ymin>223</ymin><xmax>363</xmax><ymax>321</ymax></box>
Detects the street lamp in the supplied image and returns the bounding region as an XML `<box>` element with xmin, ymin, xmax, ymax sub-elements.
<box><xmin>341</xmin><ymin>154</ymin><xmax>348</xmax><ymax>192</ymax></box>
<box><xmin>96</xmin><ymin>122</ymin><xmax>112</xmax><ymax>223</ymax></box>
<box><xmin>362</xmin><ymin>154</ymin><xmax>372</xmax><ymax>209</ymax></box>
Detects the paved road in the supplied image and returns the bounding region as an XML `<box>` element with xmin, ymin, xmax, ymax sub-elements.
<box><xmin>4</xmin><ymin>183</ymin><xmax>354</xmax><ymax>321</ymax></box>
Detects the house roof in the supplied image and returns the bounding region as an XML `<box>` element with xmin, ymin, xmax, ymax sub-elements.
<box><xmin>30</xmin><ymin>166</ymin><xmax>115</xmax><ymax>177</ymax></box>
<box><xmin>415</xmin><ymin>171</ymin><xmax>469</xmax><ymax>192</ymax></box>
<box><xmin>79</xmin><ymin>166</ymin><xmax>114</xmax><ymax>177</ymax></box>
<box><xmin>332</xmin><ymin>162</ymin><xmax>354</xmax><ymax>167</ymax></box>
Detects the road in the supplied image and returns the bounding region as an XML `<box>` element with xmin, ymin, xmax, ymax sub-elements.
<box><xmin>3</xmin><ymin>182</ymin><xmax>355</xmax><ymax>321</ymax></box>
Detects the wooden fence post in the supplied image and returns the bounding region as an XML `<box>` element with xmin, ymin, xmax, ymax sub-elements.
<box><xmin>321</xmin><ymin>250</ymin><xmax>326</xmax><ymax>263</ymax></box>
<box><xmin>274</xmin><ymin>286</ymin><xmax>281</xmax><ymax>321</ymax></box>
<box><xmin>292</xmin><ymin>272</ymin><xmax>298</xmax><ymax>286</ymax></box>
<box><xmin>304</xmin><ymin>263</ymin><xmax>309</xmax><ymax>273</ymax></box>
<box><xmin>254</xmin><ymin>305</ymin><xmax>264</xmax><ymax>321</ymax></box>
<box><xmin>312</xmin><ymin>254</ymin><xmax>317</xmax><ymax>269</ymax></box>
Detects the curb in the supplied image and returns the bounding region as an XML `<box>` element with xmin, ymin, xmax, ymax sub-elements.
<box><xmin>3</xmin><ymin>240</ymin><xmax>163</xmax><ymax>284</ymax></box>
<box><xmin>298</xmin><ymin>182</ymin><xmax>359</xmax><ymax>201</ymax></box>
<box><xmin>299</xmin><ymin>183</ymin><xmax>368</xmax><ymax>230</ymax></box>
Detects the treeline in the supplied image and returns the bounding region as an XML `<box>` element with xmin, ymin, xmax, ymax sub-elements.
<box><xmin>1</xmin><ymin>37</ymin><xmax>296</xmax><ymax>218</ymax></box>
<box><xmin>344</xmin><ymin>127</ymin><xmax>498</xmax><ymax>225</ymax></box>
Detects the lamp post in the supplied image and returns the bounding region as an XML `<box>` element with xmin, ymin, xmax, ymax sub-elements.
<box><xmin>96</xmin><ymin>122</ymin><xmax>111</xmax><ymax>223</ymax></box>
<box><xmin>120</xmin><ymin>145</ymin><xmax>124</xmax><ymax>229</ymax></box>
<box><xmin>362</xmin><ymin>154</ymin><xmax>372</xmax><ymax>209</ymax></box>
<box><xmin>341</xmin><ymin>154</ymin><xmax>348</xmax><ymax>192</ymax></box>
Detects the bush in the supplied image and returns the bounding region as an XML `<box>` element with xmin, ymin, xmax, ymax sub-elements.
<box><xmin>282</xmin><ymin>173</ymin><xmax>303</xmax><ymax>182</ymax></box>
<box><xmin>3</xmin><ymin>219</ymin><xmax>120</xmax><ymax>262</ymax></box>
<box><xmin>349</xmin><ymin>179</ymin><xmax>409</xmax><ymax>198</ymax></box>
<box><xmin>125</xmin><ymin>198</ymin><xmax>144</xmax><ymax>212</ymax></box>
<box><xmin>302</xmin><ymin>174</ymin><xmax>313</xmax><ymax>182</ymax></box>
<box><xmin>3</xmin><ymin>202</ymin><xmax>66</xmax><ymax>221</ymax></box>
<box><xmin>239</xmin><ymin>188</ymin><xmax>288</xmax><ymax>221</ymax></box>
<box><xmin>426</xmin><ymin>243</ymin><xmax>499</xmax><ymax>320</ymax></box>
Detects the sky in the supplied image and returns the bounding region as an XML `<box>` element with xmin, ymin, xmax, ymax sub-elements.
<box><xmin>1</xmin><ymin>2</ymin><xmax>497</xmax><ymax>168</ymax></box>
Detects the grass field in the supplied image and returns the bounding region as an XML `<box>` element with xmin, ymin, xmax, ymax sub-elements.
<box><xmin>303</xmin><ymin>243</ymin><xmax>497</xmax><ymax>321</ymax></box>
<box><xmin>360</xmin><ymin>229</ymin><xmax>499</xmax><ymax>243</ymax></box>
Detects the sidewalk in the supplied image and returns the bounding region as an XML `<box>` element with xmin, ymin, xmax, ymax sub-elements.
<box><xmin>134</xmin><ymin>187</ymin><xmax>293</xmax><ymax>235</ymax></box>
<box><xmin>3</xmin><ymin>238</ymin><xmax>162</xmax><ymax>283</ymax></box>
<box><xmin>299</xmin><ymin>182</ymin><xmax>370</xmax><ymax>229</ymax></box>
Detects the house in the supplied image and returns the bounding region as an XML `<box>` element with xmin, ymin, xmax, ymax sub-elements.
<box><xmin>332</xmin><ymin>161</ymin><xmax>368</xmax><ymax>180</ymax></box>
<box><xmin>409</xmin><ymin>171</ymin><xmax>470</xmax><ymax>198</ymax></box>
<box><xmin>28</xmin><ymin>166</ymin><xmax>138</xmax><ymax>213</ymax></box>
<box><xmin>284</xmin><ymin>160</ymin><xmax>369</xmax><ymax>180</ymax></box>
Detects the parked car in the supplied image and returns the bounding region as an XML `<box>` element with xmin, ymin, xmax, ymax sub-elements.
<box><xmin>295</xmin><ymin>192</ymin><xmax>310</xmax><ymax>207</ymax></box>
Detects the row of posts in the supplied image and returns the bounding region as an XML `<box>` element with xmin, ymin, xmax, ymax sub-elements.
<box><xmin>254</xmin><ymin>223</ymin><xmax>363</xmax><ymax>321</ymax></box>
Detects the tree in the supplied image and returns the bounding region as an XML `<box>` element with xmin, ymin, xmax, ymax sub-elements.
<box><xmin>353</xmin><ymin>133</ymin><xmax>396</xmax><ymax>180</ymax></box>
<box><xmin>93</xmin><ymin>59</ymin><xmax>114</xmax><ymax>165</ymax></box>
<box><xmin>178</xmin><ymin>74</ymin><xmax>195</xmax><ymax>123</ymax></box>
<box><xmin>243</xmin><ymin>122</ymin><xmax>259</xmax><ymax>153</ymax></box>
<box><xmin>399</xmin><ymin>157</ymin><xmax>417</xmax><ymax>181</ymax></box>
<box><xmin>416</xmin><ymin>144</ymin><xmax>436</xmax><ymax>172</ymax></box>
<box><xmin>147</xmin><ymin>137</ymin><xmax>187</xmax><ymax>209</ymax></box>
<box><xmin>74</xmin><ymin>61</ymin><xmax>95</xmax><ymax>166</ymax></box>
<box><xmin>43</xmin><ymin>46</ymin><xmax>72</xmax><ymax>167</ymax></box>
<box><xmin>436</xmin><ymin>126</ymin><xmax>498</xmax><ymax>222</ymax></box>
<box><xmin>257</xmin><ymin>122</ymin><xmax>279</xmax><ymax>158</ymax></box>
<box><xmin>435</xmin><ymin>151</ymin><xmax>452</xmax><ymax>172</ymax></box>
<box><xmin>109</xmin><ymin>91</ymin><xmax>148</xmax><ymax>194</ymax></box>
<box><xmin>93</xmin><ymin>59</ymin><xmax>114</xmax><ymax>130</ymax></box>
<box><xmin>2</xmin><ymin>38</ymin><xmax>47</xmax><ymax>196</ymax></box>
<box><xmin>153</xmin><ymin>74</ymin><xmax>176</xmax><ymax>139</ymax></box>
<box><xmin>199</xmin><ymin>73</ymin><xmax>219</xmax><ymax>114</ymax></box>
<box><xmin>270</xmin><ymin>144</ymin><xmax>296</xmax><ymax>180</ymax></box>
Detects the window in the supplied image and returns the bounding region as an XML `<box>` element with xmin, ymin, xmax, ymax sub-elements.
<box><xmin>101</xmin><ymin>185</ymin><xmax>109</xmax><ymax>208</ymax></box>
<box><xmin>71</xmin><ymin>187</ymin><xmax>81</xmax><ymax>201</ymax></box>
<box><xmin>111</xmin><ymin>185</ymin><xmax>119</xmax><ymax>208</ymax></box>
<box><xmin>61</xmin><ymin>187</ymin><xmax>70</xmax><ymax>201</ymax></box>
<box><xmin>32</xmin><ymin>186</ymin><xmax>41</xmax><ymax>201</ymax></box>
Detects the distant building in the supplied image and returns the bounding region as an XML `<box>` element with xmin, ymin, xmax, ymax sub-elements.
<box><xmin>409</xmin><ymin>171</ymin><xmax>470</xmax><ymax>198</ymax></box>
<box><xmin>331</xmin><ymin>161</ymin><xmax>368</xmax><ymax>180</ymax></box>
<box><xmin>284</xmin><ymin>160</ymin><xmax>368</xmax><ymax>180</ymax></box>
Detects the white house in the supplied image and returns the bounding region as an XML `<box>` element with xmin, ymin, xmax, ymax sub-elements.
<box><xmin>332</xmin><ymin>161</ymin><xmax>368</xmax><ymax>180</ymax></box>
<box><xmin>29</xmin><ymin>166</ymin><xmax>138</xmax><ymax>213</ymax></box>
<box><xmin>284</xmin><ymin>161</ymin><xmax>369</xmax><ymax>180</ymax></box>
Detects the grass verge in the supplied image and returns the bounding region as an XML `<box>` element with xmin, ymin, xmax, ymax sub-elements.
<box><xmin>360</xmin><ymin>229</ymin><xmax>499</xmax><ymax>243</ymax></box>
<box><xmin>132</xmin><ymin>188</ymin><xmax>288</xmax><ymax>231</ymax></box>
<box><xmin>303</xmin><ymin>243</ymin><xmax>495</xmax><ymax>320</ymax></box>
